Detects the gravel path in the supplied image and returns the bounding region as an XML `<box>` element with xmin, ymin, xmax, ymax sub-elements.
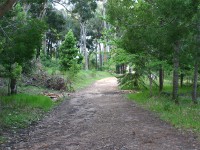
<box><xmin>2</xmin><ymin>77</ymin><xmax>200</xmax><ymax>150</ymax></box>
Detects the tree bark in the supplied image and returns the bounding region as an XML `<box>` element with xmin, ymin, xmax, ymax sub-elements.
<box><xmin>192</xmin><ymin>60</ymin><xmax>198</xmax><ymax>104</ymax></box>
<box><xmin>103</xmin><ymin>0</ymin><xmax>107</xmax><ymax>64</ymax></box>
<box><xmin>10</xmin><ymin>78</ymin><xmax>17</xmax><ymax>94</ymax></box>
<box><xmin>36</xmin><ymin>47</ymin><xmax>41</xmax><ymax>59</ymax></box>
<box><xmin>149</xmin><ymin>74</ymin><xmax>153</xmax><ymax>97</ymax></box>
<box><xmin>0</xmin><ymin>0</ymin><xmax>17</xmax><ymax>17</ymax></box>
<box><xmin>99</xmin><ymin>43</ymin><xmax>103</xmax><ymax>70</ymax></box>
<box><xmin>180</xmin><ymin>73</ymin><xmax>184</xmax><ymax>87</ymax></box>
<box><xmin>96</xmin><ymin>42</ymin><xmax>98</xmax><ymax>70</ymax></box>
<box><xmin>192</xmin><ymin>21</ymin><xmax>200</xmax><ymax>104</ymax></box>
<box><xmin>82</xmin><ymin>23</ymin><xmax>88</xmax><ymax>70</ymax></box>
<box><xmin>159</xmin><ymin>66</ymin><xmax>164</xmax><ymax>92</ymax></box>
<box><xmin>172</xmin><ymin>41</ymin><xmax>180</xmax><ymax>104</ymax></box>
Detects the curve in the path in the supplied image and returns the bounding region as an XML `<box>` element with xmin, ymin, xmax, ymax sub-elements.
<box><xmin>3</xmin><ymin>77</ymin><xmax>200</xmax><ymax>150</ymax></box>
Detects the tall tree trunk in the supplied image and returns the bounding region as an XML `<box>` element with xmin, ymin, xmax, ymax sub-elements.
<box><xmin>172</xmin><ymin>41</ymin><xmax>180</xmax><ymax>104</ymax></box>
<box><xmin>0</xmin><ymin>0</ymin><xmax>17</xmax><ymax>17</ymax></box>
<box><xmin>180</xmin><ymin>73</ymin><xmax>184</xmax><ymax>88</ymax></box>
<box><xmin>96</xmin><ymin>43</ymin><xmax>98</xmax><ymax>70</ymax></box>
<box><xmin>47</xmin><ymin>39</ymin><xmax>50</xmax><ymax>57</ymax></box>
<box><xmin>81</xmin><ymin>23</ymin><xmax>88</xmax><ymax>70</ymax></box>
<box><xmin>192</xmin><ymin>21</ymin><xmax>200</xmax><ymax>104</ymax></box>
<box><xmin>80</xmin><ymin>24</ymin><xmax>83</xmax><ymax>54</ymax></box>
<box><xmin>149</xmin><ymin>76</ymin><xmax>153</xmax><ymax>97</ymax></box>
<box><xmin>22</xmin><ymin>3</ymin><xmax>31</xmax><ymax>17</ymax></box>
<box><xmin>159</xmin><ymin>66</ymin><xmax>164</xmax><ymax>92</ymax></box>
<box><xmin>99</xmin><ymin>43</ymin><xmax>103</xmax><ymax>70</ymax></box>
<box><xmin>10</xmin><ymin>78</ymin><xmax>17</xmax><ymax>94</ymax></box>
<box><xmin>103</xmin><ymin>0</ymin><xmax>107</xmax><ymax>64</ymax></box>
<box><xmin>116</xmin><ymin>65</ymin><xmax>120</xmax><ymax>74</ymax></box>
<box><xmin>192</xmin><ymin>60</ymin><xmax>198</xmax><ymax>104</ymax></box>
<box><xmin>36</xmin><ymin>47</ymin><xmax>40</xmax><ymax>59</ymax></box>
<box><xmin>39</xmin><ymin>2</ymin><xmax>48</xmax><ymax>19</ymax></box>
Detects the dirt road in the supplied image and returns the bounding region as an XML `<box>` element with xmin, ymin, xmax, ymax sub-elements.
<box><xmin>3</xmin><ymin>77</ymin><xmax>200</xmax><ymax>150</ymax></box>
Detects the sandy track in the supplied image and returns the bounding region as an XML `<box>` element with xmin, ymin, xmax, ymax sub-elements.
<box><xmin>2</xmin><ymin>77</ymin><xmax>200</xmax><ymax>150</ymax></box>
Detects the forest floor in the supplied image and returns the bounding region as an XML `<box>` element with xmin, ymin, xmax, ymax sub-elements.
<box><xmin>1</xmin><ymin>77</ymin><xmax>200</xmax><ymax>150</ymax></box>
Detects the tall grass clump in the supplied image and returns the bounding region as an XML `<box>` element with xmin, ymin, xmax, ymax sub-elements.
<box><xmin>0</xmin><ymin>94</ymin><xmax>55</xmax><ymax>133</ymax></box>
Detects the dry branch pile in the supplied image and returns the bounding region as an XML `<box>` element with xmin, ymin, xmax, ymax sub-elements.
<box><xmin>23</xmin><ymin>71</ymin><xmax>70</xmax><ymax>91</ymax></box>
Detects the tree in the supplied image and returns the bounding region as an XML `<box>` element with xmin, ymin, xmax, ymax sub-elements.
<box><xmin>59</xmin><ymin>29</ymin><xmax>82</xmax><ymax>72</ymax></box>
<box><xmin>190</xmin><ymin>2</ymin><xmax>200</xmax><ymax>104</ymax></box>
<box><xmin>107</xmin><ymin>0</ymin><xmax>199</xmax><ymax>104</ymax></box>
<box><xmin>0</xmin><ymin>4</ymin><xmax>46</xmax><ymax>94</ymax></box>
<box><xmin>69</xmin><ymin>0</ymin><xmax>97</xmax><ymax>70</ymax></box>
<box><xmin>0</xmin><ymin>0</ymin><xmax>17</xmax><ymax>17</ymax></box>
<box><xmin>44</xmin><ymin>6</ymin><xmax>66</xmax><ymax>59</ymax></box>
<box><xmin>0</xmin><ymin>0</ymin><xmax>47</xmax><ymax>17</ymax></box>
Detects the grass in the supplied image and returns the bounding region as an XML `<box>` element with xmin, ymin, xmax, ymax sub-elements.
<box><xmin>72</xmin><ymin>70</ymin><xmax>112</xmax><ymax>90</ymax></box>
<box><xmin>127</xmin><ymin>90</ymin><xmax>200</xmax><ymax>134</ymax></box>
<box><xmin>0</xmin><ymin>94</ymin><xmax>55</xmax><ymax>142</ymax></box>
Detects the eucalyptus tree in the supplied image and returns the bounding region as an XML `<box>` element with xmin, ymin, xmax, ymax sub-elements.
<box><xmin>69</xmin><ymin>0</ymin><xmax>97</xmax><ymax>70</ymax></box>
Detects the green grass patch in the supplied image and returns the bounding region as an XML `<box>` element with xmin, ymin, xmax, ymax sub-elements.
<box><xmin>127</xmin><ymin>91</ymin><xmax>200</xmax><ymax>133</ymax></box>
<box><xmin>73</xmin><ymin>70</ymin><xmax>112</xmax><ymax>90</ymax></box>
<box><xmin>0</xmin><ymin>94</ymin><xmax>55</xmax><ymax>134</ymax></box>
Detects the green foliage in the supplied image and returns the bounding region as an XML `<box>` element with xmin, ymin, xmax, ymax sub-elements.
<box><xmin>59</xmin><ymin>30</ymin><xmax>82</xmax><ymax>72</ymax></box>
<box><xmin>70</xmin><ymin>0</ymin><xmax>97</xmax><ymax>22</ymax></box>
<box><xmin>118</xmin><ymin>73</ymin><xmax>147</xmax><ymax>90</ymax></box>
<box><xmin>0</xmin><ymin>18</ymin><xmax>46</xmax><ymax>72</ymax></box>
<box><xmin>10</xmin><ymin>63</ymin><xmax>22</xmax><ymax>79</ymax></box>
<box><xmin>41</xmin><ymin>55</ymin><xmax>60</xmax><ymax>69</ymax></box>
<box><xmin>107</xmin><ymin>0</ymin><xmax>200</xmax><ymax>103</ymax></box>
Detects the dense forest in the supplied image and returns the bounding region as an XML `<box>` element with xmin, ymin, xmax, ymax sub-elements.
<box><xmin>106</xmin><ymin>0</ymin><xmax>200</xmax><ymax>104</ymax></box>
<box><xmin>0</xmin><ymin>0</ymin><xmax>200</xmax><ymax>146</ymax></box>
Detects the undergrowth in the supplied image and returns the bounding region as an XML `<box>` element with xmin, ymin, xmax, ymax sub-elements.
<box><xmin>118</xmin><ymin>73</ymin><xmax>200</xmax><ymax>134</ymax></box>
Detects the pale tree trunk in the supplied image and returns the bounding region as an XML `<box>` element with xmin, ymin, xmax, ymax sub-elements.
<box><xmin>0</xmin><ymin>0</ymin><xmax>17</xmax><ymax>17</ymax></box>
<box><xmin>23</xmin><ymin>3</ymin><xmax>31</xmax><ymax>16</ymax></box>
<box><xmin>39</xmin><ymin>2</ymin><xmax>48</xmax><ymax>19</ymax></box>
<box><xmin>95</xmin><ymin>41</ymin><xmax>98</xmax><ymax>70</ymax></box>
<box><xmin>149</xmin><ymin>74</ymin><xmax>153</xmax><ymax>97</ymax></box>
<box><xmin>102</xmin><ymin>0</ymin><xmax>108</xmax><ymax>64</ymax></box>
<box><xmin>172</xmin><ymin>41</ymin><xmax>180</xmax><ymax>104</ymax></box>
<box><xmin>81</xmin><ymin>22</ymin><xmax>88</xmax><ymax>70</ymax></box>
<box><xmin>80</xmin><ymin>24</ymin><xmax>83</xmax><ymax>54</ymax></box>
<box><xmin>99</xmin><ymin>43</ymin><xmax>103</xmax><ymax>70</ymax></box>
<box><xmin>192</xmin><ymin>60</ymin><xmax>198</xmax><ymax>104</ymax></box>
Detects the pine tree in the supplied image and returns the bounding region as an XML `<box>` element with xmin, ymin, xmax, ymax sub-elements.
<box><xmin>59</xmin><ymin>30</ymin><xmax>81</xmax><ymax>72</ymax></box>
